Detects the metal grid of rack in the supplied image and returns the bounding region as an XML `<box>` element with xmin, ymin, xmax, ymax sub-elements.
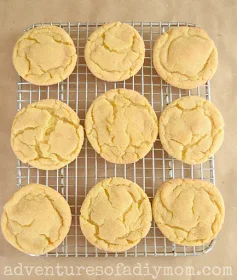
<box><xmin>16</xmin><ymin>22</ymin><xmax>216</xmax><ymax>257</ymax></box>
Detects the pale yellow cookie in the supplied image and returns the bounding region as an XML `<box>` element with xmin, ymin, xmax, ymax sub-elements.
<box><xmin>159</xmin><ymin>96</ymin><xmax>224</xmax><ymax>165</ymax></box>
<box><xmin>13</xmin><ymin>25</ymin><xmax>77</xmax><ymax>86</ymax></box>
<box><xmin>11</xmin><ymin>99</ymin><xmax>84</xmax><ymax>170</ymax></box>
<box><xmin>85</xmin><ymin>22</ymin><xmax>145</xmax><ymax>82</ymax></box>
<box><xmin>152</xmin><ymin>178</ymin><xmax>225</xmax><ymax>246</ymax></box>
<box><xmin>80</xmin><ymin>177</ymin><xmax>152</xmax><ymax>252</ymax></box>
<box><xmin>1</xmin><ymin>184</ymin><xmax>71</xmax><ymax>255</ymax></box>
<box><xmin>85</xmin><ymin>88</ymin><xmax>158</xmax><ymax>164</ymax></box>
<box><xmin>153</xmin><ymin>27</ymin><xmax>218</xmax><ymax>89</ymax></box>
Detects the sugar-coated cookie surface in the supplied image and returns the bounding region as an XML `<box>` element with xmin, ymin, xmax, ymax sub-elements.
<box><xmin>152</xmin><ymin>178</ymin><xmax>225</xmax><ymax>246</ymax></box>
<box><xmin>85</xmin><ymin>88</ymin><xmax>158</xmax><ymax>164</ymax></box>
<box><xmin>153</xmin><ymin>27</ymin><xmax>218</xmax><ymax>89</ymax></box>
<box><xmin>80</xmin><ymin>177</ymin><xmax>152</xmax><ymax>252</ymax></box>
<box><xmin>13</xmin><ymin>25</ymin><xmax>77</xmax><ymax>86</ymax></box>
<box><xmin>1</xmin><ymin>184</ymin><xmax>72</xmax><ymax>255</ymax></box>
<box><xmin>11</xmin><ymin>99</ymin><xmax>84</xmax><ymax>170</ymax></box>
<box><xmin>159</xmin><ymin>96</ymin><xmax>224</xmax><ymax>165</ymax></box>
<box><xmin>85</xmin><ymin>22</ymin><xmax>145</xmax><ymax>81</ymax></box>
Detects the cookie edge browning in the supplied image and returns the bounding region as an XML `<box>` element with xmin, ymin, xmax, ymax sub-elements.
<box><xmin>152</xmin><ymin>178</ymin><xmax>225</xmax><ymax>246</ymax></box>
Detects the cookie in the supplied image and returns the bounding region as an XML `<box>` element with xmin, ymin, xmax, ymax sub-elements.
<box><xmin>13</xmin><ymin>25</ymin><xmax>77</xmax><ymax>86</ymax></box>
<box><xmin>159</xmin><ymin>96</ymin><xmax>224</xmax><ymax>165</ymax></box>
<box><xmin>153</xmin><ymin>27</ymin><xmax>218</xmax><ymax>89</ymax></box>
<box><xmin>11</xmin><ymin>99</ymin><xmax>84</xmax><ymax>170</ymax></box>
<box><xmin>85</xmin><ymin>22</ymin><xmax>145</xmax><ymax>82</ymax></box>
<box><xmin>152</xmin><ymin>178</ymin><xmax>225</xmax><ymax>246</ymax></box>
<box><xmin>1</xmin><ymin>184</ymin><xmax>71</xmax><ymax>255</ymax></box>
<box><xmin>80</xmin><ymin>177</ymin><xmax>152</xmax><ymax>252</ymax></box>
<box><xmin>85</xmin><ymin>88</ymin><xmax>158</xmax><ymax>164</ymax></box>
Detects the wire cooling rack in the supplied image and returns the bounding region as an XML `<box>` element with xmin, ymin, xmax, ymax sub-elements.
<box><xmin>16</xmin><ymin>22</ymin><xmax>216</xmax><ymax>257</ymax></box>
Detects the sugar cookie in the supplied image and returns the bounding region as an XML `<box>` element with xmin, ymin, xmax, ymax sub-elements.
<box><xmin>13</xmin><ymin>25</ymin><xmax>77</xmax><ymax>85</ymax></box>
<box><xmin>11</xmin><ymin>99</ymin><xmax>84</xmax><ymax>170</ymax></box>
<box><xmin>159</xmin><ymin>96</ymin><xmax>224</xmax><ymax>164</ymax></box>
<box><xmin>153</xmin><ymin>27</ymin><xmax>218</xmax><ymax>89</ymax></box>
<box><xmin>85</xmin><ymin>22</ymin><xmax>145</xmax><ymax>81</ymax></box>
<box><xmin>152</xmin><ymin>178</ymin><xmax>225</xmax><ymax>246</ymax></box>
<box><xmin>80</xmin><ymin>177</ymin><xmax>152</xmax><ymax>252</ymax></box>
<box><xmin>1</xmin><ymin>184</ymin><xmax>71</xmax><ymax>255</ymax></box>
<box><xmin>85</xmin><ymin>89</ymin><xmax>158</xmax><ymax>164</ymax></box>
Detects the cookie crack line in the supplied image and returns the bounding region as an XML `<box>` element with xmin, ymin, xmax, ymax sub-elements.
<box><xmin>23</xmin><ymin>52</ymin><xmax>75</xmax><ymax>78</ymax></box>
<box><xmin>155</xmin><ymin>181</ymin><xmax>223</xmax><ymax>241</ymax></box>
<box><xmin>89</xmin><ymin>53</ymin><xmax>144</xmax><ymax>78</ymax></box>
<box><xmin>86</xmin><ymin>89</ymin><xmax>158</xmax><ymax>163</ymax></box>
<box><xmin>4</xmin><ymin>190</ymin><xmax>65</xmax><ymax>253</ymax></box>
<box><xmin>160</xmin><ymin>181</ymin><xmax>222</xmax><ymax>219</ymax></box>
<box><xmin>44</xmin><ymin>193</ymin><xmax>64</xmax><ymax>243</ymax></box>
<box><xmin>103</xmin><ymin>188</ymin><xmax>117</xmax><ymax>210</ymax></box>
<box><xmin>7</xmin><ymin>219</ymin><xmax>35</xmax><ymax>228</ymax></box>
<box><xmin>81</xmin><ymin>213</ymin><xmax>144</xmax><ymax>247</ymax></box>
<box><xmin>11</xmin><ymin>101</ymin><xmax>84</xmax><ymax>167</ymax></box>
<box><xmin>160</xmin><ymin>97</ymin><xmax>224</xmax><ymax>164</ymax></box>
<box><xmin>22</xmin><ymin>28</ymin><xmax>74</xmax><ymax>46</ymax></box>
<box><xmin>155</xmin><ymin>31</ymin><xmax>215</xmax><ymax>79</ymax></box>
<box><xmin>89</xmin><ymin>23</ymin><xmax>140</xmax><ymax>56</ymax></box>
<box><xmin>104</xmin><ymin>97</ymin><xmax>155</xmax><ymax>150</ymax></box>
<box><xmin>161</xmin><ymin>215</ymin><xmax>219</xmax><ymax>242</ymax></box>
<box><xmin>25</xmin><ymin>55</ymin><xmax>75</xmax><ymax>80</ymax></box>
<box><xmin>89</xmin><ymin>56</ymin><xmax>125</xmax><ymax>73</ymax></box>
<box><xmin>80</xmin><ymin>180</ymin><xmax>151</xmax><ymax>247</ymax></box>
<box><xmin>13</xmin><ymin>125</ymin><xmax>81</xmax><ymax>163</ymax></box>
<box><xmin>153</xmin><ymin>26</ymin><xmax>218</xmax><ymax>89</ymax></box>
<box><xmin>13</xmin><ymin>25</ymin><xmax>77</xmax><ymax>86</ymax></box>
<box><xmin>101</xmin><ymin>32</ymin><xmax>136</xmax><ymax>54</ymax></box>
<box><xmin>85</xmin><ymin>22</ymin><xmax>145</xmax><ymax>82</ymax></box>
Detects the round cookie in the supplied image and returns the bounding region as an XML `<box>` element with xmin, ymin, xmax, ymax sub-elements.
<box><xmin>153</xmin><ymin>26</ymin><xmax>218</xmax><ymax>89</ymax></box>
<box><xmin>152</xmin><ymin>178</ymin><xmax>225</xmax><ymax>246</ymax></box>
<box><xmin>159</xmin><ymin>96</ymin><xmax>224</xmax><ymax>165</ymax></box>
<box><xmin>80</xmin><ymin>177</ymin><xmax>152</xmax><ymax>252</ymax></box>
<box><xmin>85</xmin><ymin>88</ymin><xmax>158</xmax><ymax>164</ymax></box>
<box><xmin>1</xmin><ymin>184</ymin><xmax>72</xmax><ymax>255</ymax></box>
<box><xmin>13</xmin><ymin>25</ymin><xmax>77</xmax><ymax>86</ymax></box>
<box><xmin>11</xmin><ymin>99</ymin><xmax>84</xmax><ymax>170</ymax></box>
<box><xmin>85</xmin><ymin>22</ymin><xmax>145</xmax><ymax>82</ymax></box>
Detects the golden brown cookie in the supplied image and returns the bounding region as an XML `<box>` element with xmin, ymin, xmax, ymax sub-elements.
<box><xmin>153</xmin><ymin>27</ymin><xmax>218</xmax><ymax>89</ymax></box>
<box><xmin>85</xmin><ymin>22</ymin><xmax>145</xmax><ymax>81</ymax></box>
<box><xmin>159</xmin><ymin>96</ymin><xmax>224</xmax><ymax>164</ymax></box>
<box><xmin>1</xmin><ymin>184</ymin><xmax>71</xmax><ymax>255</ymax></box>
<box><xmin>80</xmin><ymin>177</ymin><xmax>152</xmax><ymax>252</ymax></box>
<box><xmin>13</xmin><ymin>25</ymin><xmax>77</xmax><ymax>86</ymax></box>
<box><xmin>11</xmin><ymin>99</ymin><xmax>84</xmax><ymax>170</ymax></box>
<box><xmin>85</xmin><ymin>88</ymin><xmax>158</xmax><ymax>164</ymax></box>
<box><xmin>152</xmin><ymin>178</ymin><xmax>225</xmax><ymax>246</ymax></box>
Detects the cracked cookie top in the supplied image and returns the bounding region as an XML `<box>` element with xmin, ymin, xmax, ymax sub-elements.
<box><xmin>153</xmin><ymin>27</ymin><xmax>218</xmax><ymax>89</ymax></box>
<box><xmin>152</xmin><ymin>178</ymin><xmax>225</xmax><ymax>246</ymax></box>
<box><xmin>12</xmin><ymin>25</ymin><xmax>77</xmax><ymax>86</ymax></box>
<box><xmin>11</xmin><ymin>99</ymin><xmax>84</xmax><ymax>170</ymax></box>
<box><xmin>80</xmin><ymin>177</ymin><xmax>152</xmax><ymax>252</ymax></box>
<box><xmin>85</xmin><ymin>88</ymin><xmax>158</xmax><ymax>164</ymax></box>
<box><xmin>159</xmin><ymin>96</ymin><xmax>224</xmax><ymax>165</ymax></box>
<box><xmin>84</xmin><ymin>22</ymin><xmax>145</xmax><ymax>82</ymax></box>
<box><xmin>1</xmin><ymin>184</ymin><xmax>71</xmax><ymax>255</ymax></box>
